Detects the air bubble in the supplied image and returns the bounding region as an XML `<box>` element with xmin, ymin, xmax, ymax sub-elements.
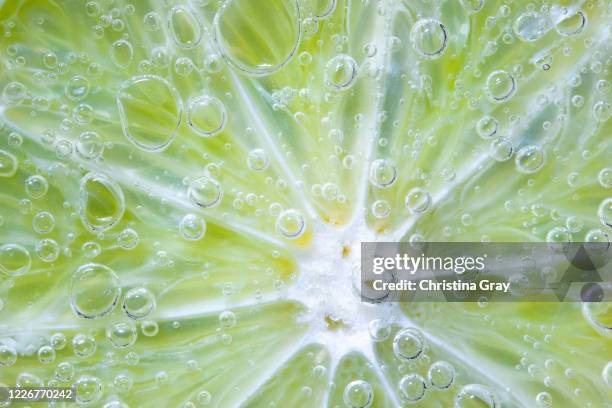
<box><xmin>247</xmin><ymin>148</ymin><xmax>270</xmax><ymax>172</ymax></box>
<box><xmin>369</xmin><ymin>159</ymin><xmax>397</xmax><ymax>188</ymax></box>
<box><xmin>37</xmin><ymin>345</ymin><xmax>56</xmax><ymax>364</ymax></box>
<box><xmin>459</xmin><ymin>0</ymin><xmax>484</xmax><ymax>13</ymax></box>
<box><xmin>219</xmin><ymin>310</ymin><xmax>237</xmax><ymax>328</ymax></box>
<box><xmin>490</xmin><ymin>137</ymin><xmax>513</xmax><ymax>161</ymax></box>
<box><xmin>593</xmin><ymin>101</ymin><xmax>611</xmax><ymax>122</ymax></box>
<box><xmin>343</xmin><ymin>380</ymin><xmax>373</xmax><ymax>408</ymax></box>
<box><xmin>535</xmin><ymin>391</ymin><xmax>552</xmax><ymax>407</ymax></box>
<box><xmin>0</xmin><ymin>150</ymin><xmax>18</xmax><ymax>177</ymax></box>
<box><xmin>72</xmin><ymin>333</ymin><xmax>97</xmax><ymax>357</ymax></box>
<box><xmin>123</xmin><ymin>287</ymin><xmax>156</xmax><ymax>319</ymax></box>
<box><xmin>515</xmin><ymin>145</ymin><xmax>545</xmax><ymax>173</ymax></box>
<box><xmin>393</xmin><ymin>328</ymin><xmax>424</xmax><ymax>360</ymax></box>
<box><xmin>371</xmin><ymin>200</ymin><xmax>391</xmax><ymax>219</ymax></box>
<box><xmin>428</xmin><ymin>361</ymin><xmax>455</xmax><ymax>389</ymax></box>
<box><xmin>368</xmin><ymin>319</ymin><xmax>391</xmax><ymax>341</ymax></box>
<box><xmin>553</xmin><ymin>9</ymin><xmax>586</xmax><ymax>37</ymax></box>
<box><xmin>188</xmin><ymin>176</ymin><xmax>223</xmax><ymax>208</ymax></box>
<box><xmin>65</xmin><ymin>75</ymin><xmax>90</xmax><ymax>101</ymax></box>
<box><xmin>0</xmin><ymin>243</ymin><xmax>31</xmax><ymax>276</ymax></box>
<box><xmin>513</xmin><ymin>12</ymin><xmax>548</xmax><ymax>42</ymax></box>
<box><xmin>325</xmin><ymin>55</ymin><xmax>358</xmax><ymax>90</ymax></box>
<box><xmin>36</xmin><ymin>238</ymin><xmax>60</xmax><ymax>262</ymax></box>
<box><xmin>75</xmin><ymin>375</ymin><xmax>103</xmax><ymax>404</ymax></box>
<box><xmin>77</xmin><ymin>131</ymin><xmax>104</xmax><ymax>160</ymax></box>
<box><xmin>3</xmin><ymin>81</ymin><xmax>26</xmax><ymax>104</ymax></box>
<box><xmin>0</xmin><ymin>345</ymin><xmax>17</xmax><ymax>367</ymax></box>
<box><xmin>79</xmin><ymin>172</ymin><xmax>125</xmax><ymax>232</ymax></box>
<box><xmin>25</xmin><ymin>175</ymin><xmax>49</xmax><ymax>199</ymax></box>
<box><xmin>111</xmin><ymin>40</ymin><xmax>133</xmax><ymax>68</ymax></box>
<box><xmin>486</xmin><ymin>70</ymin><xmax>516</xmax><ymax>102</ymax></box>
<box><xmin>454</xmin><ymin>384</ymin><xmax>499</xmax><ymax>408</ymax></box>
<box><xmin>214</xmin><ymin>0</ymin><xmax>301</xmax><ymax>75</ymax></box>
<box><xmin>410</xmin><ymin>19</ymin><xmax>448</xmax><ymax>59</ymax></box>
<box><xmin>70</xmin><ymin>263</ymin><xmax>121</xmax><ymax>319</ymax></box>
<box><xmin>476</xmin><ymin>115</ymin><xmax>498</xmax><ymax>138</ymax></box>
<box><xmin>598</xmin><ymin>198</ymin><xmax>612</xmax><ymax>228</ymax></box>
<box><xmin>276</xmin><ymin>209</ymin><xmax>306</xmax><ymax>239</ymax></box>
<box><xmin>169</xmin><ymin>5</ymin><xmax>202</xmax><ymax>49</ymax></box>
<box><xmin>179</xmin><ymin>214</ymin><xmax>207</xmax><ymax>241</ymax></box>
<box><xmin>116</xmin><ymin>75</ymin><xmax>182</xmax><ymax>152</ymax></box>
<box><xmin>405</xmin><ymin>188</ymin><xmax>432</xmax><ymax>214</ymax></box>
<box><xmin>398</xmin><ymin>373</ymin><xmax>426</xmax><ymax>402</ymax></box>
<box><xmin>107</xmin><ymin>321</ymin><xmax>138</xmax><ymax>348</ymax></box>
<box><xmin>187</xmin><ymin>96</ymin><xmax>227</xmax><ymax>137</ymax></box>
<box><xmin>598</xmin><ymin>168</ymin><xmax>612</xmax><ymax>188</ymax></box>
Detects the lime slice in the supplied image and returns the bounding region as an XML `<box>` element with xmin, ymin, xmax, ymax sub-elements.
<box><xmin>0</xmin><ymin>0</ymin><xmax>610</xmax><ymax>407</ymax></box>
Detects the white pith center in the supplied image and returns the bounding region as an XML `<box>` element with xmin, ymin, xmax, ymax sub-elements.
<box><xmin>288</xmin><ymin>220</ymin><xmax>400</xmax><ymax>359</ymax></box>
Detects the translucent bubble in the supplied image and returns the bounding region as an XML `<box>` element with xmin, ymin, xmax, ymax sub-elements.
<box><xmin>114</xmin><ymin>373</ymin><xmax>133</xmax><ymax>393</ymax></box>
<box><xmin>187</xmin><ymin>96</ymin><xmax>227</xmax><ymax>137</ymax></box>
<box><xmin>247</xmin><ymin>148</ymin><xmax>270</xmax><ymax>172</ymax></box>
<box><xmin>393</xmin><ymin>328</ymin><xmax>424</xmax><ymax>360</ymax></box>
<box><xmin>219</xmin><ymin>310</ymin><xmax>237</xmax><ymax>328</ymax></box>
<box><xmin>454</xmin><ymin>384</ymin><xmax>500</xmax><ymax>408</ymax></box>
<box><xmin>585</xmin><ymin>229</ymin><xmax>609</xmax><ymax>246</ymax></box>
<box><xmin>16</xmin><ymin>373</ymin><xmax>43</xmax><ymax>388</ymax></box>
<box><xmin>188</xmin><ymin>176</ymin><xmax>223</xmax><ymax>208</ymax></box>
<box><xmin>405</xmin><ymin>188</ymin><xmax>432</xmax><ymax>214</ymax></box>
<box><xmin>72</xmin><ymin>103</ymin><xmax>94</xmax><ymax>124</ymax></box>
<box><xmin>214</xmin><ymin>0</ymin><xmax>300</xmax><ymax>75</ymax></box>
<box><xmin>476</xmin><ymin>115</ymin><xmax>498</xmax><ymax>138</ymax></box>
<box><xmin>598</xmin><ymin>168</ymin><xmax>612</xmax><ymax>189</ymax></box>
<box><xmin>369</xmin><ymin>159</ymin><xmax>397</xmax><ymax>188</ymax></box>
<box><xmin>546</xmin><ymin>227</ymin><xmax>570</xmax><ymax>245</ymax></box>
<box><xmin>169</xmin><ymin>5</ymin><xmax>202</xmax><ymax>49</ymax></box>
<box><xmin>3</xmin><ymin>81</ymin><xmax>27</xmax><ymax>104</ymax></box>
<box><xmin>117</xmin><ymin>228</ymin><xmax>139</xmax><ymax>250</ymax></box>
<box><xmin>603</xmin><ymin>361</ymin><xmax>612</xmax><ymax>387</ymax></box>
<box><xmin>75</xmin><ymin>375</ymin><xmax>103</xmax><ymax>404</ymax></box>
<box><xmin>343</xmin><ymin>380</ymin><xmax>373</xmax><ymax>408</ymax></box>
<box><xmin>553</xmin><ymin>10</ymin><xmax>586</xmax><ymax>37</ymax></box>
<box><xmin>593</xmin><ymin>101</ymin><xmax>611</xmax><ymax>122</ymax></box>
<box><xmin>490</xmin><ymin>137</ymin><xmax>513</xmax><ymax>161</ymax></box>
<box><xmin>0</xmin><ymin>150</ymin><xmax>18</xmax><ymax>177</ymax></box>
<box><xmin>399</xmin><ymin>373</ymin><xmax>426</xmax><ymax>402</ymax></box>
<box><xmin>116</xmin><ymin>75</ymin><xmax>182</xmax><ymax>152</ymax></box>
<box><xmin>368</xmin><ymin>319</ymin><xmax>391</xmax><ymax>341</ymax></box>
<box><xmin>0</xmin><ymin>243</ymin><xmax>31</xmax><ymax>276</ymax></box>
<box><xmin>109</xmin><ymin>39</ymin><xmax>133</xmax><ymax>68</ymax></box>
<box><xmin>459</xmin><ymin>0</ymin><xmax>484</xmax><ymax>13</ymax></box>
<box><xmin>598</xmin><ymin>198</ymin><xmax>612</xmax><ymax>228</ymax></box>
<box><xmin>325</xmin><ymin>55</ymin><xmax>358</xmax><ymax>90</ymax></box>
<box><xmin>107</xmin><ymin>321</ymin><xmax>138</xmax><ymax>348</ymax></box>
<box><xmin>36</xmin><ymin>238</ymin><xmax>60</xmax><ymax>262</ymax></box>
<box><xmin>179</xmin><ymin>213</ymin><xmax>207</xmax><ymax>241</ymax></box>
<box><xmin>25</xmin><ymin>175</ymin><xmax>49</xmax><ymax>199</ymax></box>
<box><xmin>123</xmin><ymin>287</ymin><xmax>156</xmax><ymax>319</ymax></box>
<box><xmin>141</xmin><ymin>320</ymin><xmax>159</xmax><ymax>337</ymax></box>
<box><xmin>513</xmin><ymin>12</ymin><xmax>548</xmax><ymax>42</ymax></box>
<box><xmin>428</xmin><ymin>361</ymin><xmax>455</xmax><ymax>390</ymax></box>
<box><xmin>65</xmin><ymin>75</ymin><xmax>90</xmax><ymax>101</ymax></box>
<box><xmin>72</xmin><ymin>333</ymin><xmax>97</xmax><ymax>357</ymax></box>
<box><xmin>37</xmin><ymin>345</ymin><xmax>56</xmax><ymax>364</ymax></box>
<box><xmin>175</xmin><ymin>57</ymin><xmax>194</xmax><ymax>76</ymax></box>
<box><xmin>55</xmin><ymin>361</ymin><xmax>75</xmax><ymax>381</ymax></box>
<box><xmin>79</xmin><ymin>172</ymin><xmax>125</xmax><ymax>232</ymax></box>
<box><xmin>275</xmin><ymin>209</ymin><xmax>306</xmax><ymax>238</ymax></box>
<box><xmin>515</xmin><ymin>145</ymin><xmax>545</xmax><ymax>173</ymax></box>
<box><xmin>0</xmin><ymin>345</ymin><xmax>17</xmax><ymax>367</ymax></box>
<box><xmin>143</xmin><ymin>11</ymin><xmax>161</xmax><ymax>31</ymax></box>
<box><xmin>371</xmin><ymin>199</ymin><xmax>391</xmax><ymax>219</ymax></box>
<box><xmin>50</xmin><ymin>332</ymin><xmax>67</xmax><ymax>350</ymax></box>
<box><xmin>77</xmin><ymin>131</ymin><xmax>104</xmax><ymax>160</ymax></box>
<box><xmin>486</xmin><ymin>70</ymin><xmax>516</xmax><ymax>102</ymax></box>
<box><xmin>535</xmin><ymin>391</ymin><xmax>552</xmax><ymax>407</ymax></box>
<box><xmin>70</xmin><ymin>263</ymin><xmax>121</xmax><ymax>319</ymax></box>
<box><xmin>410</xmin><ymin>19</ymin><xmax>448</xmax><ymax>59</ymax></box>
<box><xmin>196</xmin><ymin>390</ymin><xmax>212</xmax><ymax>405</ymax></box>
